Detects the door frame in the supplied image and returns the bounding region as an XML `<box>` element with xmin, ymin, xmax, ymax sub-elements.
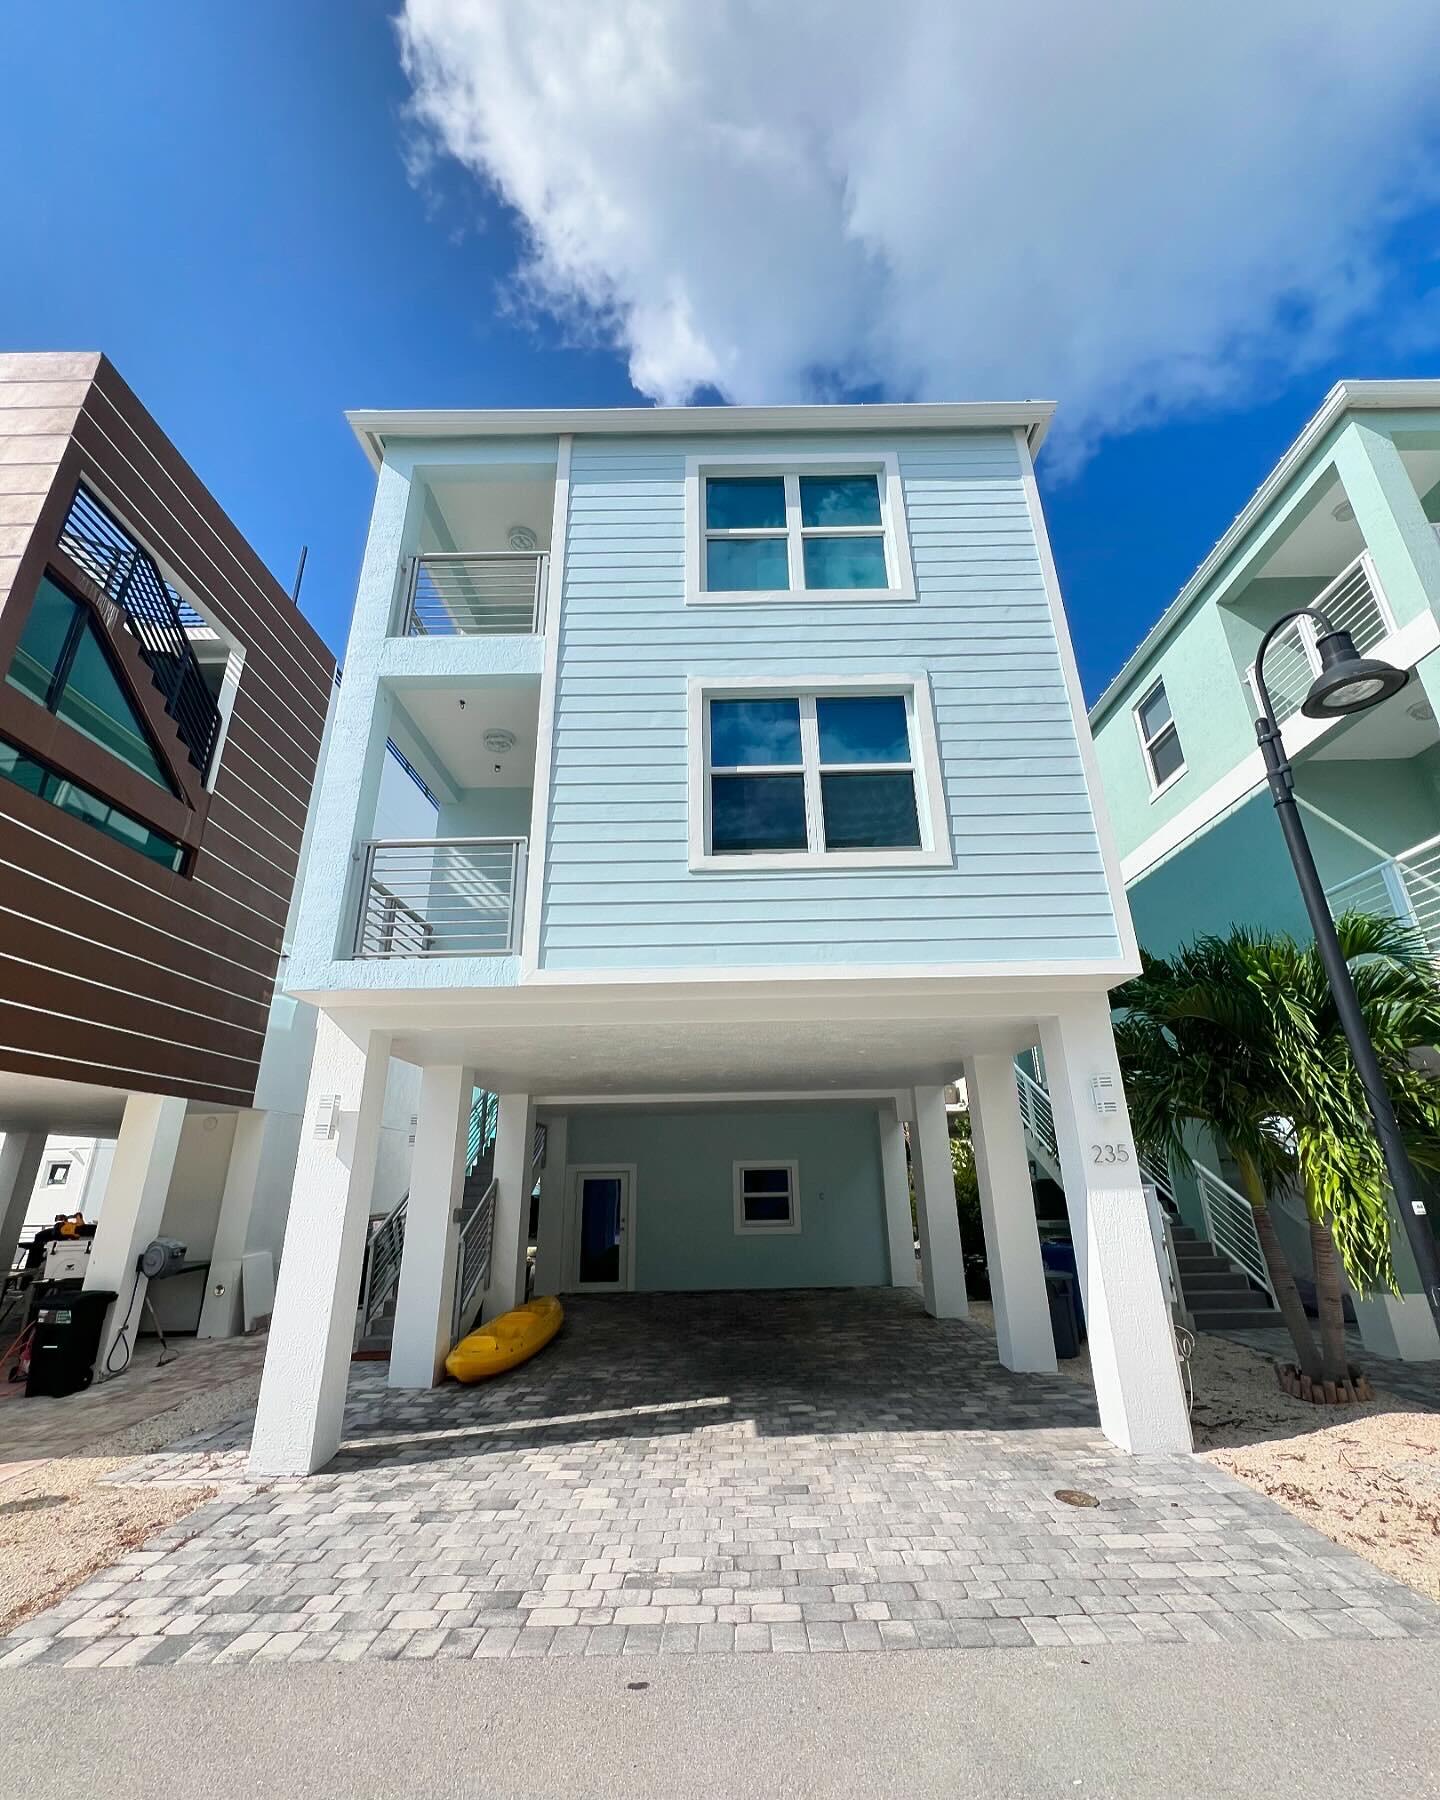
<box><xmin>563</xmin><ymin>1163</ymin><xmax>638</xmax><ymax>1293</ymax></box>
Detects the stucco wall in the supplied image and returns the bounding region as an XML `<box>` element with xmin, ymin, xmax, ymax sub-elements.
<box><xmin>562</xmin><ymin>1104</ymin><xmax>889</xmax><ymax>1291</ymax></box>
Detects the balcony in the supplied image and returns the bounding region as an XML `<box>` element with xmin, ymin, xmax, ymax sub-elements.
<box><xmin>1325</xmin><ymin>831</ymin><xmax>1440</xmax><ymax>959</ymax></box>
<box><xmin>401</xmin><ymin>552</ymin><xmax>547</xmax><ymax>637</ymax></box>
<box><xmin>353</xmin><ymin>837</ymin><xmax>525</xmax><ymax>958</ymax></box>
<box><xmin>1245</xmin><ymin>551</ymin><xmax>1395</xmax><ymax>725</ymax></box>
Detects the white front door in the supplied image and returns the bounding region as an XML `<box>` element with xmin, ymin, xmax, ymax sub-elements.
<box><xmin>570</xmin><ymin>1168</ymin><xmax>632</xmax><ymax>1291</ymax></box>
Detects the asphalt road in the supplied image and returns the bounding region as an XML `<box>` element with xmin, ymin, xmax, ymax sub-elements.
<box><xmin>6</xmin><ymin>1641</ymin><xmax>1436</xmax><ymax>1798</ymax></box>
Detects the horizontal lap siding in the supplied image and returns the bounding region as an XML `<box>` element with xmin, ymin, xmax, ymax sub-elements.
<box><xmin>541</xmin><ymin>432</ymin><xmax>1118</xmax><ymax>971</ymax></box>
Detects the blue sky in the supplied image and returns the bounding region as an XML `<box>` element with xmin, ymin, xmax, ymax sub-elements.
<box><xmin>4</xmin><ymin>0</ymin><xmax>1438</xmax><ymax>700</ymax></box>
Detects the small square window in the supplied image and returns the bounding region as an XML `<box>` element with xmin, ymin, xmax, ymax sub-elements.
<box><xmin>45</xmin><ymin>1162</ymin><xmax>69</xmax><ymax>1186</ymax></box>
<box><xmin>734</xmin><ymin>1162</ymin><xmax>800</xmax><ymax>1234</ymax></box>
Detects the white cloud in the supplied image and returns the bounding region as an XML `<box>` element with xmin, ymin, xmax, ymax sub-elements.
<box><xmin>397</xmin><ymin>0</ymin><xmax>1440</xmax><ymax>457</ymax></box>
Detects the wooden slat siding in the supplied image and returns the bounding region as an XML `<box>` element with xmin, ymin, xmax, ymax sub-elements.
<box><xmin>0</xmin><ymin>353</ymin><xmax>333</xmax><ymax>1106</ymax></box>
<box><xmin>540</xmin><ymin>430</ymin><xmax>1119</xmax><ymax>973</ymax></box>
<box><xmin>0</xmin><ymin>790</ymin><xmax>281</xmax><ymax>981</ymax></box>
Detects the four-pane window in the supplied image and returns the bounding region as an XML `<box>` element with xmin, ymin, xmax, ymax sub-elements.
<box><xmin>733</xmin><ymin>1162</ymin><xmax>800</xmax><ymax>1233</ymax></box>
<box><xmin>1135</xmin><ymin>679</ymin><xmax>1185</xmax><ymax>790</ymax></box>
<box><xmin>707</xmin><ymin>691</ymin><xmax>923</xmax><ymax>857</ymax></box>
<box><xmin>703</xmin><ymin>471</ymin><xmax>891</xmax><ymax>595</ymax></box>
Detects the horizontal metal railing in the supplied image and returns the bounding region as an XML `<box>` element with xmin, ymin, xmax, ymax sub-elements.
<box><xmin>360</xmin><ymin>1192</ymin><xmax>408</xmax><ymax>1335</ymax></box>
<box><xmin>402</xmin><ymin>552</ymin><xmax>547</xmax><ymax>637</ymax></box>
<box><xmin>353</xmin><ymin>837</ymin><xmax>525</xmax><ymax>958</ymax></box>
<box><xmin>1246</xmin><ymin>551</ymin><xmax>1395</xmax><ymax>726</ymax></box>
<box><xmin>452</xmin><ymin>1177</ymin><xmax>497</xmax><ymax>1339</ymax></box>
<box><xmin>1324</xmin><ymin>828</ymin><xmax>1440</xmax><ymax>960</ymax></box>
<box><xmin>1194</xmin><ymin>1164</ymin><xmax>1277</xmax><ymax>1305</ymax></box>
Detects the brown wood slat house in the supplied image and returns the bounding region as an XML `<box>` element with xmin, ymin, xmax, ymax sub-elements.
<box><xmin>0</xmin><ymin>351</ymin><xmax>334</xmax><ymax>1110</ymax></box>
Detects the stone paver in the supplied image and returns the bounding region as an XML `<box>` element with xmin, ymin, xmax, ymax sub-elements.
<box><xmin>4</xmin><ymin>1290</ymin><xmax>1438</xmax><ymax>1663</ymax></box>
<box><xmin>1222</xmin><ymin>1325</ymin><xmax>1438</xmax><ymax>1413</ymax></box>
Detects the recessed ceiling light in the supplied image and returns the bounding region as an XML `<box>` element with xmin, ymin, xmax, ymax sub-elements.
<box><xmin>483</xmin><ymin>728</ymin><xmax>518</xmax><ymax>754</ymax></box>
<box><xmin>1407</xmin><ymin>699</ymin><xmax>1433</xmax><ymax>723</ymax></box>
<box><xmin>1332</xmin><ymin>500</ymin><xmax>1355</xmax><ymax>523</ymax></box>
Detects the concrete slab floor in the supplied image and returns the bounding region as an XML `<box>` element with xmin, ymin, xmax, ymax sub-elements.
<box><xmin>2</xmin><ymin>1290</ymin><xmax>1437</xmax><ymax>1664</ymax></box>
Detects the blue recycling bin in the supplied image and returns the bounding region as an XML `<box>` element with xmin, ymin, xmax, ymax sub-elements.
<box><xmin>1040</xmin><ymin>1240</ymin><xmax>1084</xmax><ymax>1336</ymax></box>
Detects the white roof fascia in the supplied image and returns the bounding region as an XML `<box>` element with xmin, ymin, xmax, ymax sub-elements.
<box><xmin>1090</xmin><ymin>378</ymin><xmax>1440</xmax><ymax>724</ymax></box>
<box><xmin>346</xmin><ymin>400</ymin><xmax>1055</xmax><ymax>471</ymax></box>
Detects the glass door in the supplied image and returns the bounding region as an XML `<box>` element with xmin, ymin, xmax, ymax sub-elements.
<box><xmin>573</xmin><ymin>1170</ymin><xmax>630</xmax><ymax>1290</ymax></box>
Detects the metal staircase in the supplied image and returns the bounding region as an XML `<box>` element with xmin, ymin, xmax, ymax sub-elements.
<box><xmin>355</xmin><ymin>1092</ymin><xmax>546</xmax><ymax>1358</ymax></box>
<box><xmin>1013</xmin><ymin>1061</ymin><xmax>1282</xmax><ymax>1333</ymax></box>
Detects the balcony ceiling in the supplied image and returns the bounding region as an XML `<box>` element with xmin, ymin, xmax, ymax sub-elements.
<box><xmin>424</xmin><ymin>474</ymin><xmax>554</xmax><ymax>554</ymax></box>
<box><xmin>397</xmin><ymin>683</ymin><xmax>540</xmax><ymax>790</ymax></box>
<box><xmin>1262</xmin><ymin>450</ymin><xmax>1440</xmax><ymax>580</ymax></box>
<box><xmin>1308</xmin><ymin>683</ymin><xmax>1439</xmax><ymax>763</ymax></box>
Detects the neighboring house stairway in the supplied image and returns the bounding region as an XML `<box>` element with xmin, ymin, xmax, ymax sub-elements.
<box><xmin>1013</xmin><ymin>1061</ymin><xmax>1283</xmax><ymax>1334</ymax></box>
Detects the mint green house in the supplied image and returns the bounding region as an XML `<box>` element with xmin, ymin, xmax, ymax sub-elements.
<box><xmin>1090</xmin><ymin>379</ymin><xmax>1440</xmax><ymax>1362</ymax></box>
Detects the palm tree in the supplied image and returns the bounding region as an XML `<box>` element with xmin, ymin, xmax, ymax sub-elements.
<box><xmin>1226</xmin><ymin>912</ymin><xmax>1440</xmax><ymax>1386</ymax></box>
<box><xmin>1114</xmin><ymin>940</ymin><xmax>1323</xmax><ymax>1382</ymax></box>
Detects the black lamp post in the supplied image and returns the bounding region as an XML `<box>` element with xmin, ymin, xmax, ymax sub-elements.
<box><xmin>1253</xmin><ymin>606</ymin><xmax>1440</xmax><ymax>1334</ymax></box>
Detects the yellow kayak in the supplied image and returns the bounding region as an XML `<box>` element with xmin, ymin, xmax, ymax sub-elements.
<box><xmin>445</xmin><ymin>1295</ymin><xmax>563</xmax><ymax>1383</ymax></box>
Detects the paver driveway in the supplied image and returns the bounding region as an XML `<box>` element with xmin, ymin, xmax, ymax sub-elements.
<box><xmin>4</xmin><ymin>1289</ymin><xmax>1438</xmax><ymax>1666</ymax></box>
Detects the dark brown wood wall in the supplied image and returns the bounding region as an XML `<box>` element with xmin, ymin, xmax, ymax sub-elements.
<box><xmin>0</xmin><ymin>352</ymin><xmax>335</xmax><ymax>1106</ymax></box>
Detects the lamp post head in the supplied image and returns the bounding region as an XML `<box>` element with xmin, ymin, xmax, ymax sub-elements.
<box><xmin>1300</xmin><ymin>629</ymin><xmax>1409</xmax><ymax>719</ymax></box>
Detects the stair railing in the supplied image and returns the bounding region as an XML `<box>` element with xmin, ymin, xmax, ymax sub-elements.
<box><xmin>1193</xmin><ymin>1164</ymin><xmax>1276</xmax><ymax>1305</ymax></box>
<box><xmin>452</xmin><ymin>1177</ymin><xmax>497</xmax><ymax>1339</ymax></box>
<box><xmin>360</xmin><ymin>1191</ymin><xmax>408</xmax><ymax>1334</ymax></box>
<box><xmin>1014</xmin><ymin>1063</ymin><xmax>1059</xmax><ymax>1166</ymax></box>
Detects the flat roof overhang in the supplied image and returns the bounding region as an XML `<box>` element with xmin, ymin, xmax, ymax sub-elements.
<box><xmin>346</xmin><ymin>400</ymin><xmax>1055</xmax><ymax>470</ymax></box>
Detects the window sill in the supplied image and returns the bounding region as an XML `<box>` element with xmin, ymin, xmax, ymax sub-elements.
<box><xmin>690</xmin><ymin>846</ymin><xmax>953</xmax><ymax>873</ymax></box>
<box><xmin>1146</xmin><ymin>766</ymin><xmax>1187</xmax><ymax>803</ymax></box>
<box><xmin>684</xmin><ymin>586</ymin><xmax>917</xmax><ymax>607</ymax></box>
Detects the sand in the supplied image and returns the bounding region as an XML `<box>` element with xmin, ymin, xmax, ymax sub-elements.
<box><xmin>0</xmin><ymin>1369</ymin><xmax>261</xmax><ymax>1635</ymax></box>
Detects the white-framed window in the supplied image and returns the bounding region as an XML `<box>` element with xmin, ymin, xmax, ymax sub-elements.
<box><xmin>686</xmin><ymin>674</ymin><xmax>952</xmax><ymax>871</ymax></box>
<box><xmin>1134</xmin><ymin>678</ymin><xmax>1185</xmax><ymax>794</ymax></box>
<box><xmin>733</xmin><ymin>1160</ymin><xmax>800</xmax><ymax>1234</ymax></box>
<box><xmin>44</xmin><ymin>1160</ymin><xmax>69</xmax><ymax>1186</ymax></box>
<box><xmin>684</xmin><ymin>455</ymin><xmax>916</xmax><ymax>604</ymax></box>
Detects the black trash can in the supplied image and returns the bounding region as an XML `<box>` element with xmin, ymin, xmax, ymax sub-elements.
<box><xmin>1046</xmin><ymin>1272</ymin><xmax>1081</xmax><ymax>1361</ymax></box>
<box><xmin>25</xmin><ymin>1288</ymin><xmax>117</xmax><ymax>1397</ymax></box>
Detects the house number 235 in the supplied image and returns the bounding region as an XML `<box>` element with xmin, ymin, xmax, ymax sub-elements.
<box><xmin>1090</xmin><ymin>1143</ymin><xmax>1131</xmax><ymax>1164</ymax></box>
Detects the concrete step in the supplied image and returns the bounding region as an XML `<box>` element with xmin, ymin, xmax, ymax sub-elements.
<box><xmin>1183</xmin><ymin>1287</ymin><xmax>1272</xmax><ymax>1311</ymax></box>
<box><xmin>1180</xmin><ymin>1269</ymin><xmax>1267</xmax><ymax>1293</ymax></box>
<box><xmin>1192</xmin><ymin>1306</ymin><xmax>1286</xmax><ymax>1332</ymax></box>
<box><xmin>1172</xmin><ymin>1253</ymin><xmax>1236</xmax><ymax>1277</ymax></box>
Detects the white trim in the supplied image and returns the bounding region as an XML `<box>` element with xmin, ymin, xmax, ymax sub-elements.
<box><xmin>683</xmin><ymin>454</ymin><xmax>916</xmax><ymax>606</ymax></box>
<box><xmin>1120</xmin><ymin>608</ymin><xmax>1440</xmax><ymax>884</ymax></box>
<box><xmin>732</xmin><ymin>1159</ymin><xmax>801</xmax><ymax>1235</ymax></box>
<box><xmin>520</xmin><ymin>434</ymin><xmax>571</xmax><ymax>977</ymax></box>
<box><xmin>1091</xmin><ymin>379</ymin><xmax>1440</xmax><ymax>723</ymax></box>
<box><xmin>565</xmin><ymin>1163</ymin><xmax>637</xmax><ymax>1291</ymax></box>
<box><xmin>536</xmin><ymin>1088</ymin><xmax>907</xmax><ymax>1109</ymax></box>
<box><xmin>1013</xmin><ymin>430</ymin><xmax>1140</xmax><ymax>972</ymax></box>
<box><xmin>348</xmin><ymin>401</ymin><xmax>1055</xmax><ymax>470</ymax></box>
<box><xmin>1132</xmin><ymin>677</ymin><xmax>1187</xmax><ymax>799</ymax></box>
<box><xmin>686</xmin><ymin>673</ymin><xmax>951</xmax><ymax>871</ymax></box>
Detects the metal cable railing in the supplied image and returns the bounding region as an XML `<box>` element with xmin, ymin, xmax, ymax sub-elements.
<box><xmin>353</xmin><ymin>838</ymin><xmax>525</xmax><ymax>957</ymax></box>
<box><xmin>1325</xmin><ymin>829</ymin><xmax>1440</xmax><ymax>960</ymax></box>
<box><xmin>57</xmin><ymin>485</ymin><xmax>222</xmax><ymax>775</ymax></box>
<box><xmin>360</xmin><ymin>1193</ymin><xmax>408</xmax><ymax>1335</ymax></box>
<box><xmin>1245</xmin><ymin>551</ymin><xmax>1394</xmax><ymax>726</ymax></box>
<box><xmin>403</xmin><ymin>552</ymin><xmax>547</xmax><ymax>636</ymax></box>
<box><xmin>1194</xmin><ymin>1164</ymin><xmax>1277</xmax><ymax>1304</ymax></box>
<box><xmin>451</xmin><ymin>1178</ymin><xmax>497</xmax><ymax>1339</ymax></box>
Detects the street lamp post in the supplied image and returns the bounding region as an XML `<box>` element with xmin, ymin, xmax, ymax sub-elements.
<box><xmin>1253</xmin><ymin>606</ymin><xmax>1440</xmax><ymax>1334</ymax></box>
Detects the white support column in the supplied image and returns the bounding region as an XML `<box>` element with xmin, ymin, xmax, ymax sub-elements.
<box><xmin>1332</xmin><ymin>420</ymin><xmax>1440</xmax><ymax>629</ymax></box>
<box><xmin>0</xmin><ymin>1131</ymin><xmax>46</xmax><ymax>1278</ymax></box>
<box><xmin>84</xmin><ymin>1095</ymin><xmax>188</xmax><ymax>1376</ymax></box>
<box><xmin>388</xmin><ymin>1066</ymin><xmax>473</xmax><ymax>1389</ymax></box>
<box><xmin>197</xmin><ymin>1110</ymin><xmax>269</xmax><ymax>1339</ymax></box>
<box><xmin>1039</xmin><ymin>997</ymin><xmax>1191</xmax><ymax>1453</ymax></box>
<box><xmin>532</xmin><ymin>1111</ymin><xmax>569</xmax><ymax>1296</ymax></box>
<box><xmin>485</xmin><ymin>1091</ymin><xmax>536</xmax><ymax>1317</ymax></box>
<box><xmin>249</xmin><ymin>1016</ymin><xmax>391</xmax><ymax>1477</ymax></box>
<box><xmin>910</xmin><ymin>1084</ymin><xmax>968</xmax><ymax>1319</ymax></box>
<box><xmin>965</xmin><ymin>1055</ymin><xmax>1057</xmax><ymax>1373</ymax></box>
<box><xmin>878</xmin><ymin>1104</ymin><xmax>917</xmax><ymax>1288</ymax></box>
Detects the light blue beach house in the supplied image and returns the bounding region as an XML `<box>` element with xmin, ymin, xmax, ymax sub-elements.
<box><xmin>247</xmin><ymin>400</ymin><xmax>1190</xmax><ymax>1475</ymax></box>
<box><xmin>1090</xmin><ymin>380</ymin><xmax>1440</xmax><ymax>1363</ymax></box>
